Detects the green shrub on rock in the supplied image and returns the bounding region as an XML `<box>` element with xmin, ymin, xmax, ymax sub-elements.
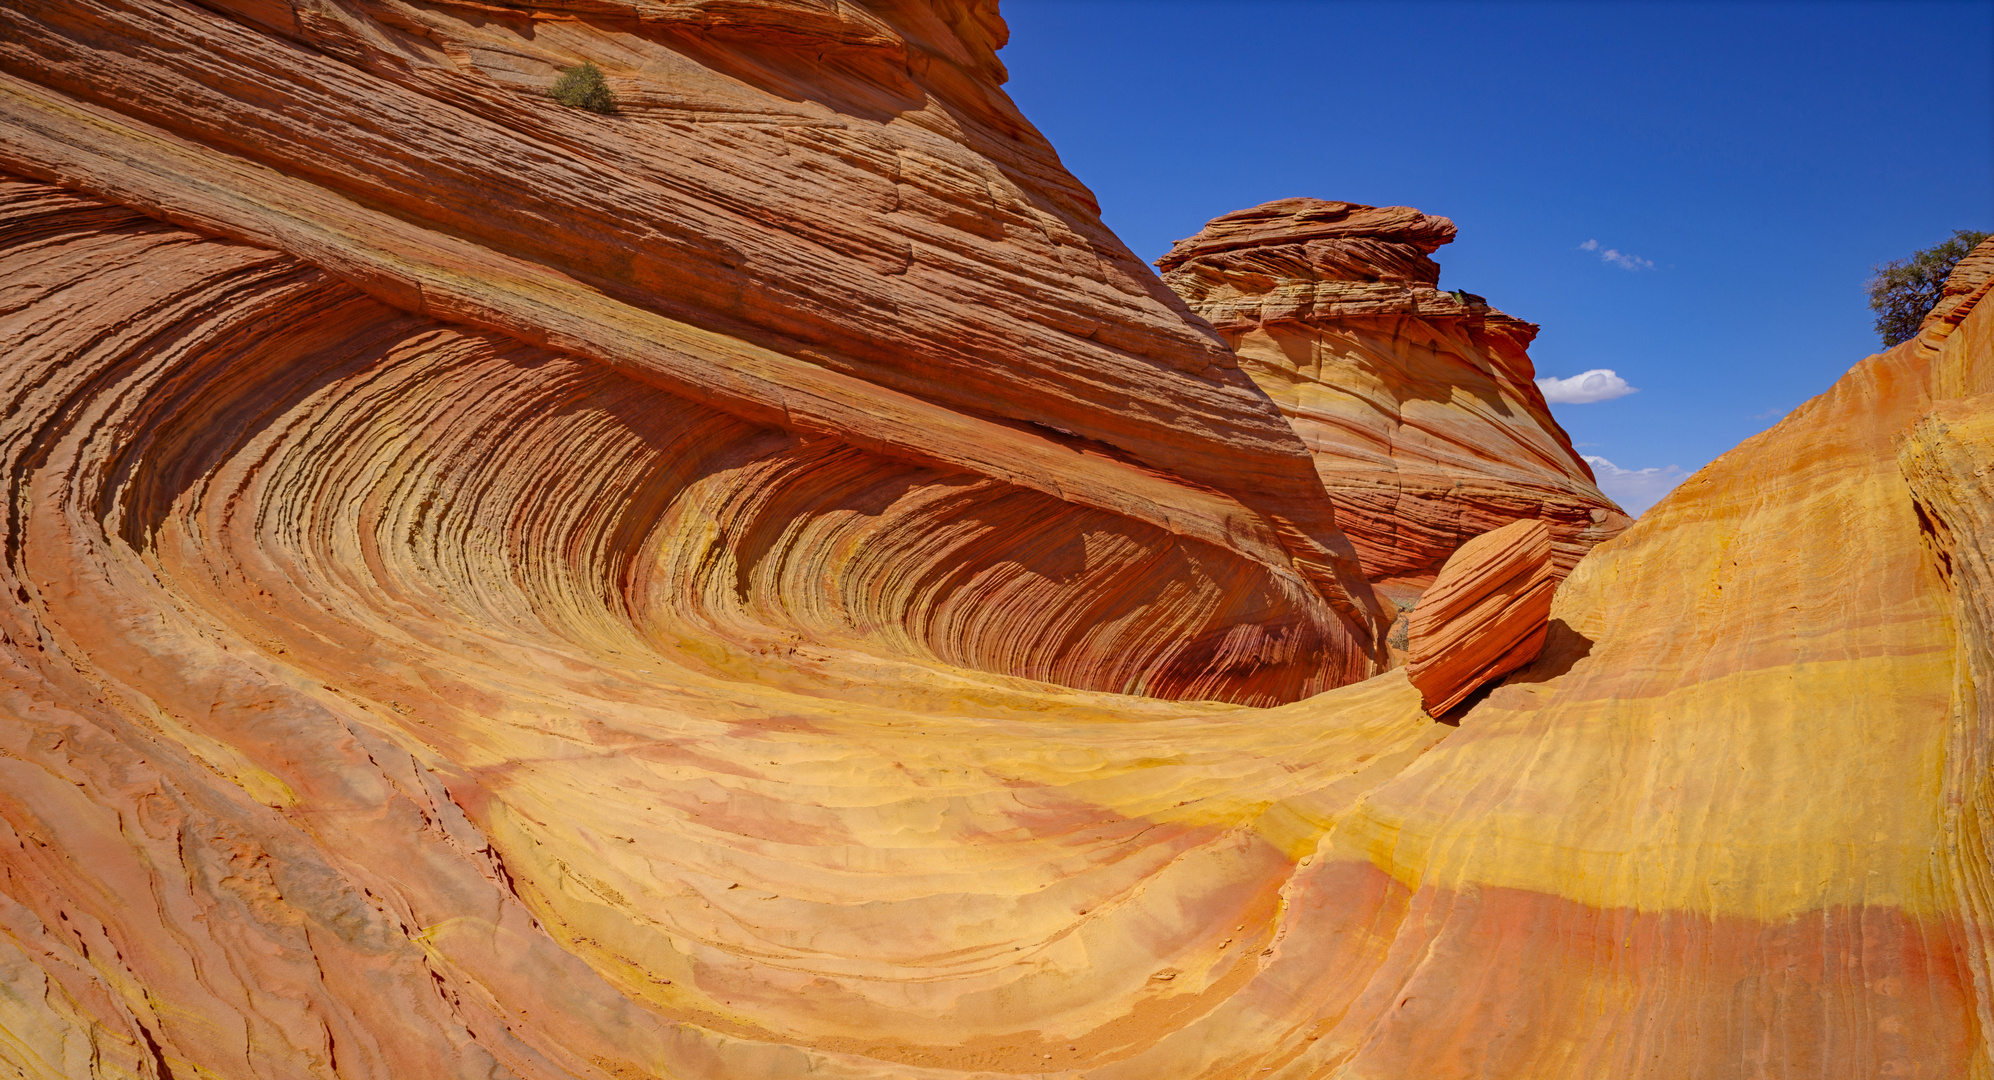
<box><xmin>550</xmin><ymin>61</ymin><xmax>615</xmax><ymax>115</ymax></box>
<box><xmin>1867</xmin><ymin>229</ymin><xmax>1990</xmax><ymax>347</ymax></box>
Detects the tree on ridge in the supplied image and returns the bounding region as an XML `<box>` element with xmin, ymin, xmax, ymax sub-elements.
<box><xmin>1868</xmin><ymin>229</ymin><xmax>1991</xmax><ymax>346</ymax></box>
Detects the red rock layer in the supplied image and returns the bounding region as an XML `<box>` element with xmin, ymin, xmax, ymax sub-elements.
<box><xmin>1160</xmin><ymin>198</ymin><xmax>1629</xmax><ymax>591</ymax></box>
<box><xmin>1405</xmin><ymin>518</ymin><xmax>1555</xmax><ymax>715</ymax></box>
<box><xmin>1922</xmin><ymin>235</ymin><xmax>1994</xmax><ymax>339</ymax></box>
<box><xmin>3</xmin><ymin>180</ymin><xmax>1362</xmax><ymax>704</ymax></box>
<box><xmin>0</xmin><ymin>176</ymin><xmax>1396</xmax><ymax>1078</ymax></box>
<box><xmin>0</xmin><ymin>3</ymin><xmax>1992</xmax><ymax>1079</ymax></box>
<box><xmin>5</xmin><ymin>178</ymin><xmax>1986</xmax><ymax>1080</ymax></box>
<box><xmin>0</xmin><ymin>0</ymin><xmax>1389</xmax><ymax>662</ymax></box>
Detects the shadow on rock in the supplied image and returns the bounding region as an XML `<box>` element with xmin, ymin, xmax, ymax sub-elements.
<box><xmin>1431</xmin><ymin>618</ymin><xmax>1595</xmax><ymax>726</ymax></box>
<box><xmin>1508</xmin><ymin>618</ymin><xmax>1595</xmax><ymax>684</ymax></box>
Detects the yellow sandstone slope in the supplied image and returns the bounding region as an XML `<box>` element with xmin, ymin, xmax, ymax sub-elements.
<box><xmin>0</xmin><ymin>0</ymin><xmax>1990</xmax><ymax>1077</ymax></box>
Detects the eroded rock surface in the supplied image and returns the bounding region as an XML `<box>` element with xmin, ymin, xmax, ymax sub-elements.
<box><xmin>1406</xmin><ymin>518</ymin><xmax>1555</xmax><ymax>715</ymax></box>
<box><xmin>0</xmin><ymin>0</ymin><xmax>1391</xmax><ymax>692</ymax></box>
<box><xmin>1921</xmin><ymin>235</ymin><xmax>1994</xmax><ymax>340</ymax></box>
<box><xmin>1160</xmin><ymin>198</ymin><xmax>1629</xmax><ymax>593</ymax></box>
<box><xmin>0</xmin><ymin>3</ymin><xmax>1991</xmax><ymax>1080</ymax></box>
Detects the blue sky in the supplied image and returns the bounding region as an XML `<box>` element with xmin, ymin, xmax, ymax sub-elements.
<box><xmin>1000</xmin><ymin>0</ymin><xmax>1994</xmax><ymax>513</ymax></box>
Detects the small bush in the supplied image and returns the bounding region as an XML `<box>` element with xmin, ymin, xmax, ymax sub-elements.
<box><xmin>1866</xmin><ymin>229</ymin><xmax>1990</xmax><ymax>347</ymax></box>
<box><xmin>549</xmin><ymin>61</ymin><xmax>616</xmax><ymax>115</ymax></box>
<box><xmin>1385</xmin><ymin>599</ymin><xmax>1414</xmax><ymax>651</ymax></box>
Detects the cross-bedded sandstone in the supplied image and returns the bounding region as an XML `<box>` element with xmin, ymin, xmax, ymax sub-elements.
<box><xmin>1406</xmin><ymin>519</ymin><xmax>1555</xmax><ymax>715</ymax></box>
<box><xmin>0</xmin><ymin>4</ymin><xmax>1990</xmax><ymax>1079</ymax></box>
<box><xmin>1160</xmin><ymin>197</ymin><xmax>1630</xmax><ymax>593</ymax></box>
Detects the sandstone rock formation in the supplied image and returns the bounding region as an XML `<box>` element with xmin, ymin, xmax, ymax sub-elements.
<box><xmin>1921</xmin><ymin>234</ymin><xmax>1994</xmax><ymax>340</ymax></box>
<box><xmin>0</xmin><ymin>2</ymin><xmax>1992</xmax><ymax>1079</ymax></box>
<box><xmin>1405</xmin><ymin>519</ymin><xmax>1555</xmax><ymax>715</ymax></box>
<box><xmin>13</xmin><ymin>0</ymin><xmax>1415</xmax><ymax>701</ymax></box>
<box><xmin>1160</xmin><ymin>198</ymin><xmax>1630</xmax><ymax>596</ymax></box>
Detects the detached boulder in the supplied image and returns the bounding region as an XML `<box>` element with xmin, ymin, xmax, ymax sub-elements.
<box><xmin>1407</xmin><ymin>519</ymin><xmax>1556</xmax><ymax>714</ymax></box>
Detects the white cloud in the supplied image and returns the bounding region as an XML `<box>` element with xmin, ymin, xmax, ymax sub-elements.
<box><xmin>1537</xmin><ymin>368</ymin><xmax>1637</xmax><ymax>404</ymax></box>
<box><xmin>1579</xmin><ymin>238</ymin><xmax>1654</xmax><ymax>270</ymax></box>
<box><xmin>1584</xmin><ymin>455</ymin><xmax>1688</xmax><ymax>517</ymax></box>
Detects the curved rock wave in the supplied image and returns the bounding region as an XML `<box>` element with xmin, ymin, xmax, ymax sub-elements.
<box><xmin>3</xmin><ymin>3</ymin><xmax>1993</xmax><ymax>1078</ymax></box>
<box><xmin>9</xmin><ymin>180</ymin><xmax>1358</xmax><ymax>714</ymax></box>
<box><xmin>1</xmin><ymin>174</ymin><xmax>1432</xmax><ymax>1076</ymax></box>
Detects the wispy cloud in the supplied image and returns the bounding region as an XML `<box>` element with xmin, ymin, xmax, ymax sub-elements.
<box><xmin>1584</xmin><ymin>455</ymin><xmax>1688</xmax><ymax>516</ymax></box>
<box><xmin>1579</xmin><ymin>238</ymin><xmax>1654</xmax><ymax>271</ymax></box>
<box><xmin>1537</xmin><ymin>368</ymin><xmax>1637</xmax><ymax>404</ymax></box>
<box><xmin>1751</xmin><ymin>405</ymin><xmax>1789</xmax><ymax>421</ymax></box>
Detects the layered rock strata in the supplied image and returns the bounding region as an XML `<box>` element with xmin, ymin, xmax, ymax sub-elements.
<box><xmin>1921</xmin><ymin>235</ymin><xmax>1994</xmax><ymax>342</ymax></box>
<box><xmin>0</xmin><ymin>163</ymin><xmax>1397</xmax><ymax>1079</ymax></box>
<box><xmin>0</xmin><ymin>3</ymin><xmax>1992</xmax><ymax>1080</ymax></box>
<box><xmin>0</xmin><ymin>0</ymin><xmax>1392</xmax><ymax>691</ymax></box>
<box><xmin>1160</xmin><ymin>198</ymin><xmax>1629</xmax><ymax>593</ymax></box>
<box><xmin>1405</xmin><ymin>518</ymin><xmax>1555</xmax><ymax>715</ymax></box>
